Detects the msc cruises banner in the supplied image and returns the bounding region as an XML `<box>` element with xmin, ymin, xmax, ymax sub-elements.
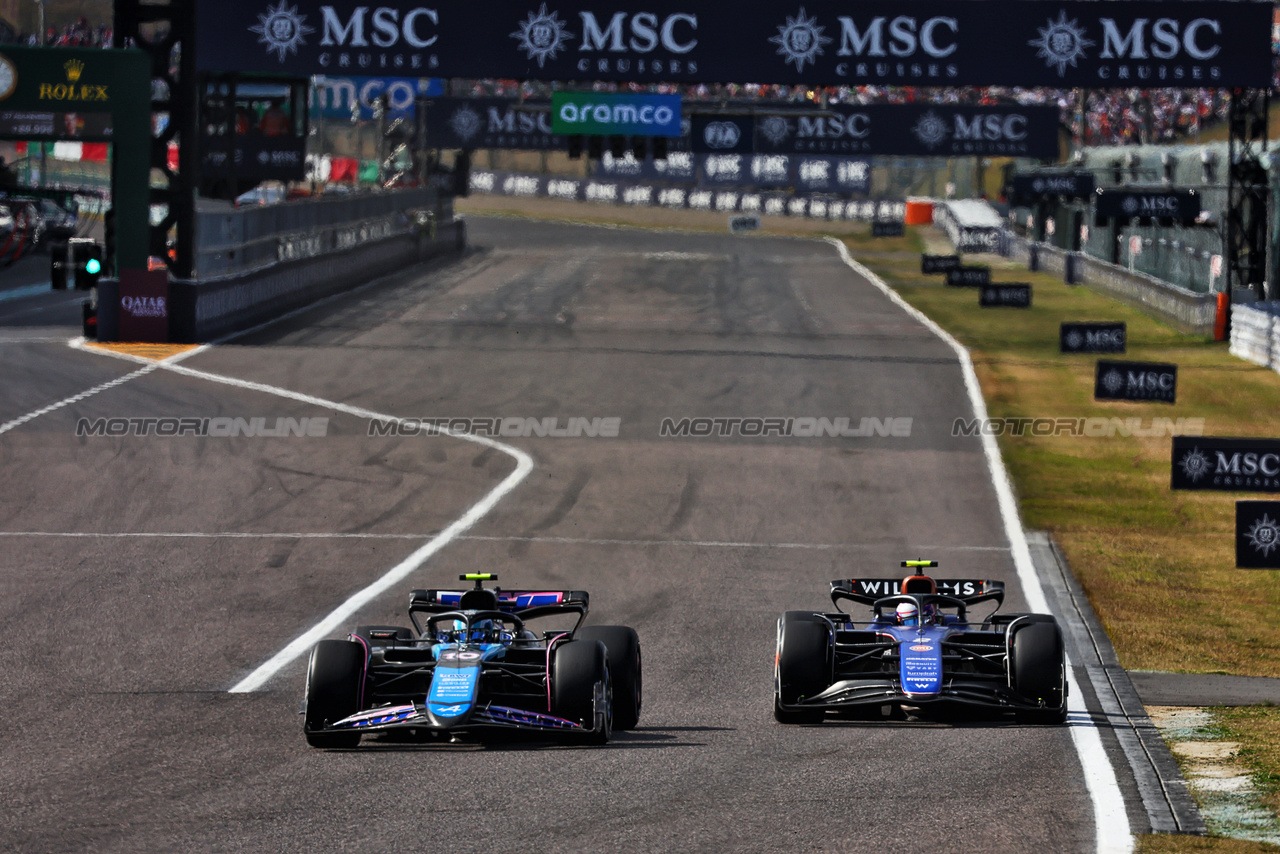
<box><xmin>420</xmin><ymin>97</ymin><xmax>560</xmax><ymax>150</ymax></box>
<box><xmin>1172</xmin><ymin>437</ymin><xmax>1280</xmax><ymax>493</ymax></box>
<box><xmin>748</xmin><ymin>104</ymin><xmax>1059</xmax><ymax>158</ymax></box>
<box><xmin>196</xmin><ymin>1</ymin><xmax>1274</xmax><ymax>88</ymax></box>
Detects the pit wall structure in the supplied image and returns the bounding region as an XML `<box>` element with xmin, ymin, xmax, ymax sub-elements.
<box><xmin>95</xmin><ymin>187</ymin><xmax>464</xmax><ymax>343</ymax></box>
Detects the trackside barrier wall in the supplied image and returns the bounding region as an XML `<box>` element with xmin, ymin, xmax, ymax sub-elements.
<box><xmin>168</xmin><ymin>219</ymin><xmax>464</xmax><ymax>342</ymax></box>
<box><xmin>998</xmin><ymin>230</ymin><xmax>1218</xmax><ymax>336</ymax></box>
<box><xmin>194</xmin><ymin>188</ymin><xmax>443</xmax><ymax>278</ymax></box>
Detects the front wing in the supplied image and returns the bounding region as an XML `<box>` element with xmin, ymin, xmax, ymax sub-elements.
<box><xmin>778</xmin><ymin>630</ymin><xmax>1051</xmax><ymax>716</ymax></box>
<box><xmin>313</xmin><ymin>680</ymin><xmax>611</xmax><ymax>739</ymax></box>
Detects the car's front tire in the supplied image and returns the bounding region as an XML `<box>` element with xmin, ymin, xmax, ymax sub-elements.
<box><xmin>303</xmin><ymin>639</ymin><xmax>365</xmax><ymax>748</ymax></box>
<box><xmin>774</xmin><ymin>614</ymin><xmax>830</xmax><ymax>724</ymax></box>
<box><xmin>1010</xmin><ymin>617</ymin><xmax>1067</xmax><ymax>725</ymax></box>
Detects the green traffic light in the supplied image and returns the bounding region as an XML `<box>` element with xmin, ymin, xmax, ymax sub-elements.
<box><xmin>85</xmin><ymin>259</ymin><xmax>101</xmax><ymax>275</ymax></box>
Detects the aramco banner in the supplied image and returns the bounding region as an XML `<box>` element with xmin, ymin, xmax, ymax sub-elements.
<box><xmin>197</xmin><ymin>1</ymin><xmax>1273</xmax><ymax>88</ymax></box>
<box><xmin>417</xmin><ymin>96</ymin><xmax>696</xmax><ymax>150</ymax></box>
<box><xmin>551</xmin><ymin>91</ymin><xmax>682</xmax><ymax>136</ymax></box>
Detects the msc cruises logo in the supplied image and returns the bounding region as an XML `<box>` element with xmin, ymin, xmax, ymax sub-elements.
<box><xmin>250</xmin><ymin>2</ymin><xmax>315</xmax><ymax>62</ymax></box>
<box><xmin>1178</xmin><ymin>446</ymin><xmax>1212</xmax><ymax>483</ymax></box>
<box><xmin>1029</xmin><ymin>11</ymin><xmax>1094</xmax><ymax>77</ymax></box>
<box><xmin>448</xmin><ymin>105</ymin><xmax>482</xmax><ymax>142</ymax></box>
<box><xmin>511</xmin><ymin>4</ymin><xmax>573</xmax><ymax>67</ymax></box>
<box><xmin>771</xmin><ymin>8</ymin><xmax>832</xmax><ymax>72</ymax></box>
<box><xmin>758</xmin><ymin>115</ymin><xmax>791</xmax><ymax>146</ymax></box>
<box><xmin>1100</xmin><ymin>368</ymin><xmax>1125</xmax><ymax>396</ymax></box>
<box><xmin>1246</xmin><ymin>513</ymin><xmax>1280</xmax><ymax>558</ymax></box>
<box><xmin>911</xmin><ymin>110</ymin><xmax>948</xmax><ymax>149</ymax></box>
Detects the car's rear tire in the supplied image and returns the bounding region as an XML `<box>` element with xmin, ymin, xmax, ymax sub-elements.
<box><xmin>774</xmin><ymin>614</ymin><xmax>830</xmax><ymax>724</ymax></box>
<box><xmin>577</xmin><ymin>626</ymin><xmax>641</xmax><ymax>731</ymax></box>
<box><xmin>304</xmin><ymin>639</ymin><xmax>366</xmax><ymax>748</ymax></box>
<box><xmin>1010</xmin><ymin>617</ymin><xmax>1067</xmax><ymax>725</ymax></box>
<box><xmin>552</xmin><ymin>639</ymin><xmax>611</xmax><ymax>744</ymax></box>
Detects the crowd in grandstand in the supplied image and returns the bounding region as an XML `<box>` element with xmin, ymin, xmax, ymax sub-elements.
<box><xmin>1</xmin><ymin>17</ymin><xmax>112</xmax><ymax>48</ymax></box>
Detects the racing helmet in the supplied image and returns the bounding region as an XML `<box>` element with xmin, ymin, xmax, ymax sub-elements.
<box><xmin>895</xmin><ymin>602</ymin><xmax>919</xmax><ymax>626</ymax></box>
<box><xmin>921</xmin><ymin>602</ymin><xmax>938</xmax><ymax>625</ymax></box>
<box><xmin>466</xmin><ymin>619</ymin><xmax>496</xmax><ymax>642</ymax></box>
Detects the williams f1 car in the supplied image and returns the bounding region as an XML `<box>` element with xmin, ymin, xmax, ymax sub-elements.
<box><xmin>774</xmin><ymin>561</ymin><xmax>1067</xmax><ymax>724</ymax></box>
<box><xmin>303</xmin><ymin>573</ymin><xmax>641</xmax><ymax>747</ymax></box>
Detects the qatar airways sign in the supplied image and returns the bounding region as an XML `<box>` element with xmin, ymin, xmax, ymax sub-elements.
<box><xmin>196</xmin><ymin>1</ymin><xmax>1272</xmax><ymax>88</ymax></box>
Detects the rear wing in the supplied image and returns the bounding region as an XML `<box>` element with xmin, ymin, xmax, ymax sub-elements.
<box><xmin>408</xmin><ymin>588</ymin><xmax>589</xmax><ymax>619</ymax></box>
<box><xmin>830</xmin><ymin>578</ymin><xmax>1004</xmax><ymax>610</ymax></box>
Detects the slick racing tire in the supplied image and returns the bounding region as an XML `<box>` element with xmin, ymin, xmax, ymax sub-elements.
<box><xmin>1010</xmin><ymin>617</ymin><xmax>1068</xmax><ymax>725</ymax></box>
<box><xmin>304</xmin><ymin>639</ymin><xmax>366</xmax><ymax>748</ymax></box>
<box><xmin>552</xmin><ymin>639</ymin><xmax>612</xmax><ymax>745</ymax></box>
<box><xmin>774</xmin><ymin>613</ymin><xmax>830</xmax><ymax>724</ymax></box>
<box><xmin>577</xmin><ymin>626</ymin><xmax>641</xmax><ymax>731</ymax></box>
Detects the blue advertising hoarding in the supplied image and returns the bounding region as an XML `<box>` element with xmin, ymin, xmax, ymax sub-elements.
<box><xmin>311</xmin><ymin>75</ymin><xmax>443</xmax><ymax>120</ymax></box>
<box><xmin>197</xmin><ymin>2</ymin><xmax>1273</xmax><ymax>89</ymax></box>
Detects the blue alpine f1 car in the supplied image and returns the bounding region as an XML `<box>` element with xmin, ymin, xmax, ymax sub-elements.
<box><xmin>774</xmin><ymin>561</ymin><xmax>1067</xmax><ymax>724</ymax></box>
<box><xmin>303</xmin><ymin>573</ymin><xmax>641</xmax><ymax>747</ymax></box>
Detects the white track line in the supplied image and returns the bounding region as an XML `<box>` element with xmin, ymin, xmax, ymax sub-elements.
<box><xmin>824</xmin><ymin>238</ymin><xmax>1132</xmax><ymax>854</ymax></box>
<box><xmin>66</xmin><ymin>334</ymin><xmax>537</xmax><ymax>695</ymax></box>
<box><xmin>62</xmin><ymin>342</ymin><xmax>536</xmax><ymax>694</ymax></box>
<box><xmin>0</xmin><ymin>363</ymin><xmax>158</xmax><ymax>436</ymax></box>
<box><xmin>67</xmin><ymin>338</ymin><xmax>535</xmax><ymax>691</ymax></box>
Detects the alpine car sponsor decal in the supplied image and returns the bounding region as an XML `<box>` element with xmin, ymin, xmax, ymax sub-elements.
<box><xmin>476</xmin><ymin>705</ymin><xmax>582</xmax><ymax>729</ymax></box>
<box><xmin>435</xmin><ymin>590</ymin><xmax>566</xmax><ymax>609</ymax></box>
<box><xmin>428</xmin><ymin>651</ymin><xmax>482</xmax><ymax>721</ymax></box>
<box><xmin>505</xmin><ymin>592</ymin><xmax>565</xmax><ymax>608</ymax></box>
<box><xmin>334</xmin><ymin>704</ymin><xmax>421</xmax><ymax>728</ymax></box>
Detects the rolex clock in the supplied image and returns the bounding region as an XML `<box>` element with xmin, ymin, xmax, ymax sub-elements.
<box><xmin>0</xmin><ymin>54</ymin><xmax>15</xmax><ymax>101</ymax></box>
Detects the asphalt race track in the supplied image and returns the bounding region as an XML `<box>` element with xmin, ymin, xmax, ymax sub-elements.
<box><xmin>0</xmin><ymin>217</ymin><xmax>1138</xmax><ymax>852</ymax></box>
